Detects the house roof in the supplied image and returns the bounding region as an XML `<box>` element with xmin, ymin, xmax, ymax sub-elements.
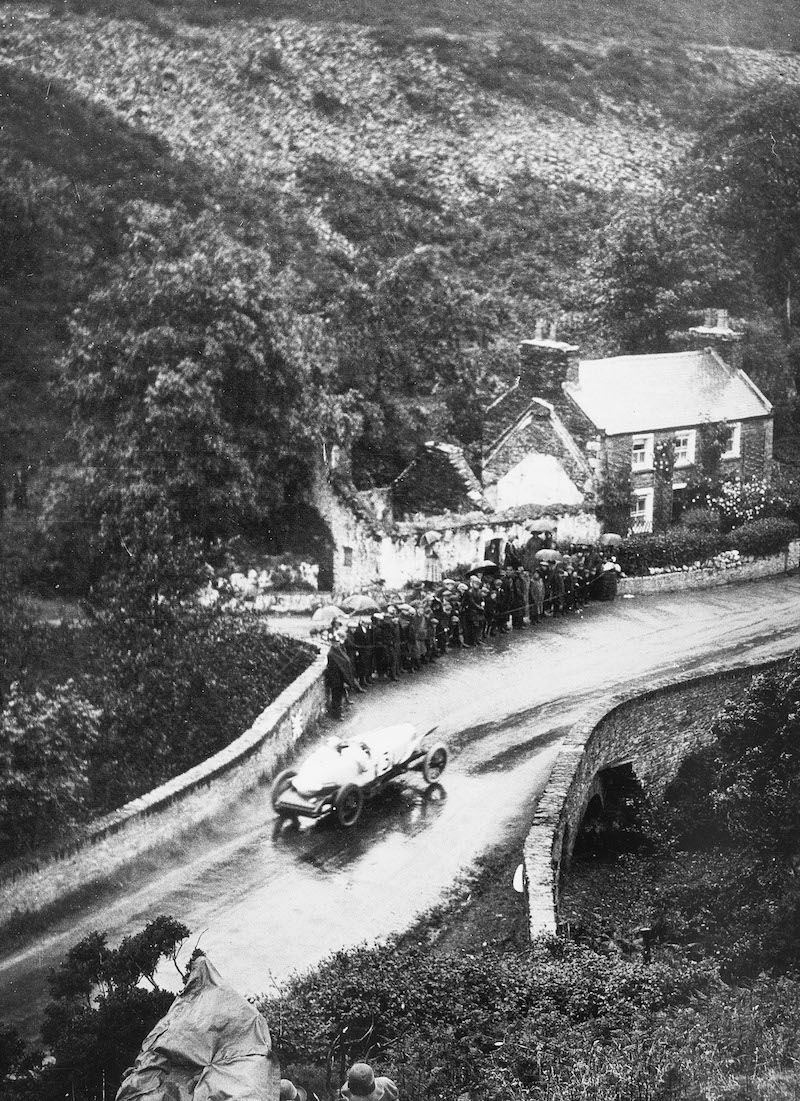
<box><xmin>564</xmin><ymin>348</ymin><xmax>772</xmax><ymax>435</ymax></box>
<box><xmin>485</xmin><ymin>399</ymin><xmax>590</xmax><ymax>478</ymax></box>
<box><xmin>392</xmin><ymin>442</ymin><xmax>490</xmax><ymax>518</ymax></box>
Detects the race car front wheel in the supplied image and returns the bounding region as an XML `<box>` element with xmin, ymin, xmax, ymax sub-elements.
<box><xmin>336</xmin><ymin>783</ymin><xmax>364</xmax><ymax>828</ymax></box>
<box><xmin>423</xmin><ymin>744</ymin><xmax>449</xmax><ymax>783</ymax></box>
<box><xmin>270</xmin><ymin>769</ymin><xmax>297</xmax><ymax>811</ymax></box>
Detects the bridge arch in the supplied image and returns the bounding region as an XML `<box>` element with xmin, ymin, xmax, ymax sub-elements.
<box><xmin>523</xmin><ymin>655</ymin><xmax>792</xmax><ymax>940</ymax></box>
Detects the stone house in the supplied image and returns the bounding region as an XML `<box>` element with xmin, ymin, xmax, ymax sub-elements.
<box><xmin>516</xmin><ymin>310</ymin><xmax>773</xmax><ymax>534</ymax></box>
<box><xmin>305</xmin><ymin>309</ymin><xmax>772</xmax><ymax>592</ymax></box>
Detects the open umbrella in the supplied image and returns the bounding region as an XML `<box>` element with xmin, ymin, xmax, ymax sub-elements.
<box><xmin>422</xmin><ymin>529</ymin><xmax>443</xmax><ymax>546</ymax></box>
<box><xmin>340</xmin><ymin>593</ymin><xmax>382</xmax><ymax>614</ymax></box>
<box><xmin>529</xmin><ymin>516</ymin><xmax>557</xmax><ymax>533</ymax></box>
<box><xmin>599</xmin><ymin>532</ymin><xmax>623</xmax><ymax>546</ymax></box>
<box><xmin>534</xmin><ymin>549</ymin><xmax>563</xmax><ymax>563</ymax></box>
<box><xmin>467</xmin><ymin>559</ymin><xmax>501</xmax><ymax>576</ymax></box>
<box><xmin>310</xmin><ymin>604</ymin><xmax>345</xmax><ymax>631</ymax></box>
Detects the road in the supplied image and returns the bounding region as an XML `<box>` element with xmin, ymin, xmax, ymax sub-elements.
<box><xmin>3</xmin><ymin>575</ymin><xmax>800</xmax><ymax>1039</ymax></box>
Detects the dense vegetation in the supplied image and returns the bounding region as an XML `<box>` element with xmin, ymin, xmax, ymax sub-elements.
<box><xmin>0</xmin><ymin>569</ymin><xmax>315</xmax><ymax>861</ymax></box>
<box><xmin>1</xmin><ymin>1</ymin><xmax>799</xmax><ymax>599</ymax></box>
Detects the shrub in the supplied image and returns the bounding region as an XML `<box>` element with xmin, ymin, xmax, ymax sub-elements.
<box><xmin>616</xmin><ymin>517</ymin><xmax>797</xmax><ymax>575</ymax></box>
<box><xmin>0</xmin><ymin>681</ymin><xmax>101</xmax><ymax>857</ymax></box>
<box><xmin>728</xmin><ymin>516</ymin><xmax>797</xmax><ymax>558</ymax></box>
<box><xmin>615</xmin><ymin>528</ymin><xmax>729</xmax><ymax>575</ymax></box>
<box><xmin>680</xmin><ymin>506</ymin><xmax>720</xmax><ymax>531</ymax></box>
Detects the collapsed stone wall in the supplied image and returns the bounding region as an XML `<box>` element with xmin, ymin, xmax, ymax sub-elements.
<box><xmin>523</xmin><ymin>655</ymin><xmax>792</xmax><ymax>938</ymax></box>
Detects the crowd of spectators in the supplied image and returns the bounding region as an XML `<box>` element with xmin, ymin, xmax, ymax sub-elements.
<box><xmin>323</xmin><ymin>534</ymin><xmax>621</xmax><ymax>719</ymax></box>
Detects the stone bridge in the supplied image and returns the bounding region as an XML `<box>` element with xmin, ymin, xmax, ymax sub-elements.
<box><xmin>522</xmin><ymin>655</ymin><xmax>791</xmax><ymax>937</ymax></box>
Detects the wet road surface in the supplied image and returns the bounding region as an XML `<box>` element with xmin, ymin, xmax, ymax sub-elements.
<box><xmin>3</xmin><ymin>575</ymin><xmax>800</xmax><ymax>1037</ymax></box>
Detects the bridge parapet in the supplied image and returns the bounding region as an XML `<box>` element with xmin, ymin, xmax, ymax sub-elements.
<box><xmin>523</xmin><ymin>654</ymin><xmax>794</xmax><ymax>940</ymax></box>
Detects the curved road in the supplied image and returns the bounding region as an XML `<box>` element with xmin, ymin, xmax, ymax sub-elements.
<box><xmin>3</xmin><ymin>575</ymin><xmax>800</xmax><ymax>1038</ymax></box>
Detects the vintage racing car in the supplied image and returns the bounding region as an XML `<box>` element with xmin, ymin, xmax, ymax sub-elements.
<box><xmin>270</xmin><ymin>723</ymin><xmax>448</xmax><ymax>828</ymax></box>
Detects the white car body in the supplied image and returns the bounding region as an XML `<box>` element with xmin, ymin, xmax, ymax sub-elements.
<box><xmin>271</xmin><ymin>723</ymin><xmax>448</xmax><ymax>827</ymax></box>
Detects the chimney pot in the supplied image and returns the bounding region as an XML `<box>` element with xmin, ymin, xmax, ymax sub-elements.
<box><xmin>704</xmin><ymin>308</ymin><xmax>715</xmax><ymax>328</ymax></box>
<box><xmin>535</xmin><ymin>319</ymin><xmax>545</xmax><ymax>340</ymax></box>
<box><xmin>717</xmin><ymin>308</ymin><xmax>729</xmax><ymax>330</ymax></box>
<box><xmin>548</xmin><ymin>321</ymin><xmax>558</xmax><ymax>342</ymax></box>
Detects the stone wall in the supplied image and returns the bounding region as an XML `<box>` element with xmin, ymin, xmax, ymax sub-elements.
<box><xmin>523</xmin><ymin>655</ymin><xmax>792</xmax><ymax>939</ymax></box>
<box><xmin>0</xmin><ymin>650</ymin><xmax>328</xmax><ymax>928</ymax></box>
<box><xmin>617</xmin><ymin>540</ymin><xmax>800</xmax><ymax>595</ymax></box>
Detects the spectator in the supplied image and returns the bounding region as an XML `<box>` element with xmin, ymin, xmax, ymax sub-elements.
<box><xmin>281</xmin><ymin>1081</ymin><xmax>307</xmax><ymax>1101</ymax></box>
<box><xmin>341</xmin><ymin>1063</ymin><xmax>399</xmax><ymax>1101</ymax></box>
<box><xmin>325</xmin><ymin>622</ymin><xmax>357</xmax><ymax>719</ymax></box>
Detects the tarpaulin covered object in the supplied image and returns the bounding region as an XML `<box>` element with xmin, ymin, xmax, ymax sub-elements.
<box><xmin>115</xmin><ymin>956</ymin><xmax>280</xmax><ymax>1101</ymax></box>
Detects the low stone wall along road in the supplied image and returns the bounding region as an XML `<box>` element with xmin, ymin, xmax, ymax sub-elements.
<box><xmin>3</xmin><ymin>575</ymin><xmax>800</xmax><ymax>1040</ymax></box>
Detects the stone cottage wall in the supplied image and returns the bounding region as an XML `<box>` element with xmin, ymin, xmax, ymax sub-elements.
<box><xmin>310</xmin><ymin>469</ymin><xmax>384</xmax><ymax>596</ymax></box>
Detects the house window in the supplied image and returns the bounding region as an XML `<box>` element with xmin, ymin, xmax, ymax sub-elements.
<box><xmin>631</xmin><ymin>434</ymin><xmax>654</xmax><ymax>471</ymax></box>
<box><xmin>630</xmin><ymin>489</ymin><xmax>653</xmax><ymax>534</ymax></box>
<box><xmin>343</xmin><ymin>546</ymin><xmax>353</xmax><ymax>567</ymax></box>
<box><xmin>673</xmin><ymin>429</ymin><xmax>696</xmax><ymax>467</ymax></box>
<box><xmin>721</xmin><ymin>422</ymin><xmax>741</xmax><ymax>459</ymax></box>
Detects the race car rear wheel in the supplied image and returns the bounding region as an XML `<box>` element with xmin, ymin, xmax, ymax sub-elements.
<box><xmin>422</xmin><ymin>744</ymin><xmax>448</xmax><ymax>783</ymax></box>
<box><xmin>336</xmin><ymin>783</ymin><xmax>364</xmax><ymax>828</ymax></box>
<box><xmin>270</xmin><ymin>769</ymin><xmax>297</xmax><ymax>811</ymax></box>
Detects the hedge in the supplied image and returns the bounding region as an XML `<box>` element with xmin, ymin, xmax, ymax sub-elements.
<box><xmin>616</xmin><ymin>517</ymin><xmax>798</xmax><ymax>576</ymax></box>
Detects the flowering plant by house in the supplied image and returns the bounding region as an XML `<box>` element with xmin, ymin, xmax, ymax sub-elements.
<box><xmin>691</xmin><ymin>476</ymin><xmax>789</xmax><ymax>529</ymax></box>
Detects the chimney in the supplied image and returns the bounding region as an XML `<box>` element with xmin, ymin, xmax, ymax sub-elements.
<box><xmin>687</xmin><ymin>307</ymin><xmax>744</xmax><ymax>371</ymax></box>
<box><xmin>519</xmin><ymin>321</ymin><xmax>580</xmax><ymax>400</ymax></box>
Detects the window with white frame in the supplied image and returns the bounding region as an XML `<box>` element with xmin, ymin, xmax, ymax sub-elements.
<box><xmin>673</xmin><ymin>429</ymin><xmax>696</xmax><ymax>467</ymax></box>
<box><xmin>630</xmin><ymin>488</ymin><xmax>654</xmax><ymax>533</ymax></box>
<box><xmin>721</xmin><ymin>422</ymin><xmax>741</xmax><ymax>459</ymax></box>
<box><xmin>631</xmin><ymin>433</ymin><xmax>654</xmax><ymax>471</ymax></box>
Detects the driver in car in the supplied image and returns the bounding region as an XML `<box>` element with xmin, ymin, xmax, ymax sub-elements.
<box><xmin>334</xmin><ymin>739</ymin><xmax>374</xmax><ymax>779</ymax></box>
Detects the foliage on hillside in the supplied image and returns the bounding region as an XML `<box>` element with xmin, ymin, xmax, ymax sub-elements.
<box><xmin>1</xmin><ymin>5</ymin><xmax>799</xmax><ymax>588</ymax></box>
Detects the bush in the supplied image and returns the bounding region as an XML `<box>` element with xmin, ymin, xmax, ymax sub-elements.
<box><xmin>0</xmin><ymin>682</ymin><xmax>100</xmax><ymax>858</ymax></box>
<box><xmin>261</xmin><ymin>937</ymin><xmax>708</xmax><ymax>1100</ymax></box>
<box><xmin>615</xmin><ymin>528</ymin><xmax>729</xmax><ymax>575</ymax></box>
<box><xmin>728</xmin><ymin>516</ymin><xmax>798</xmax><ymax>558</ymax></box>
<box><xmin>616</xmin><ymin>517</ymin><xmax>797</xmax><ymax>575</ymax></box>
<box><xmin>680</xmin><ymin>506</ymin><xmax>720</xmax><ymax>531</ymax></box>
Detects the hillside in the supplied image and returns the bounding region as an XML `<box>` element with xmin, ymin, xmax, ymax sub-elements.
<box><xmin>0</xmin><ymin>0</ymin><xmax>798</xmax><ymax>510</ymax></box>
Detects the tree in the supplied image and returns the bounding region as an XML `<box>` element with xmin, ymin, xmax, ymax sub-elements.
<box><xmin>56</xmin><ymin>208</ymin><xmax>317</xmax><ymax>583</ymax></box>
<box><xmin>40</xmin><ymin>917</ymin><xmax>190</xmax><ymax>1101</ymax></box>
<box><xmin>0</xmin><ymin>682</ymin><xmax>100</xmax><ymax>857</ymax></box>
<box><xmin>687</xmin><ymin>85</ymin><xmax>800</xmax><ymax>330</ymax></box>
<box><xmin>711</xmin><ymin>654</ymin><xmax>800</xmax><ymax>864</ymax></box>
<box><xmin>589</xmin><ymin>192</ymin><xmax>749</xmax><ymax>352</ymax></box>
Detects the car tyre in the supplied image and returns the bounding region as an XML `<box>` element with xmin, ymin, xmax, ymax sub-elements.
<box><xmin>270</xmin><ymin>769</ymin><xmax>297</xmax><ymax>811</ymax></box>
<box><xmin>336</xmin><ymin>782</ymin><xmax>364</xmax><ymax>828</ymax></box>
<box><xmin>422</xmin><ymin>744</ymin><xmax>448</xmax><ymax>783</ymax></box>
